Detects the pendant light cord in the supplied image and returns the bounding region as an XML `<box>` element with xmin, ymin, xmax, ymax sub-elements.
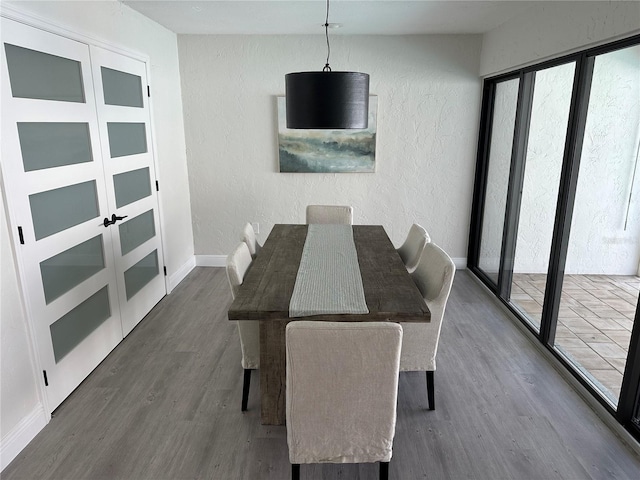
<box><xmin>323</xmin><ymin>0</ymin><xmax>331</xmax><ymax>72</ymax></box>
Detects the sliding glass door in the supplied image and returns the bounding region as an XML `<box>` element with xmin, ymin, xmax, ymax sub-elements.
<box><xmin>468</xmin><ymin>35</ymin><xmax>640</xmax><ymax>440</ymax></box>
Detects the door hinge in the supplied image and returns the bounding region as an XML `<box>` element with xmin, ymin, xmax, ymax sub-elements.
<box><xmin>155</xmin><ymin>180</ymin><xmax>159</xmax><ymax>192</ymax></box>
<box><xmin>43</xmin><ymin>370</ymin><xmax>49</xmax><ymax>387</ymax></box>
<box><xmin>163</xmin><ymin>266</ymin><xmax>167</xmax><ymax>276</ymax></box>
<box><xmin>18</xmin><ymin>226</ymin><xmax>24</xmax><ymax>244</ymax></box>
<box><xmin>147</xmin><ymin>85</ymin><xmax>151</xmax><ymax>97</ymax></box>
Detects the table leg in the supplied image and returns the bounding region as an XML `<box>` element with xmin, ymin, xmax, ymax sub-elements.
<box><xmin>260</xmin><ymin>319</ymin><xmax>289</xmax><ymax>425</ymax></box>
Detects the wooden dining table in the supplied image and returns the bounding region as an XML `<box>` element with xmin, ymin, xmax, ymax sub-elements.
<box><xmin>227</xmin><ymin>224</ymin><xmax>430</xmax><ymax>425</ymax></box>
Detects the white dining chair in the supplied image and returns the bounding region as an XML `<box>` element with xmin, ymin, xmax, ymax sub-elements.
<box><xmin>399</xmin><ymin>242</ymin><xmax>455</xmax><ymax>410</ymax></box>
<box><xmin>226</xmin><ymin>242</ymin><xmax>260</xmax><ymax>411</ymax></box>
<box><xmin>286</xmin><ymin>321</ymin><xmax>403</xmax><ymax>480</ymax></box>
<box><xmin>305</xmin><ymin>205</ymin><xmax>353</xmax><ymax>225</ymax></box>
<box><xmin>396</xmin><ymin>223</ymin><xmax>431</xmax><ymax>272</ymax></box>
<box><xmin>242</xmin><ymin>222</ymin><xmax>261</xmax><ymax>258</ymax></box>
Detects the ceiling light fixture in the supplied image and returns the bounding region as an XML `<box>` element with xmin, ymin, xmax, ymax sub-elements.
<box><xmin>285</xmin><ymin>0</ymin><xmax>370</xmax><ymax>129</ymax></box>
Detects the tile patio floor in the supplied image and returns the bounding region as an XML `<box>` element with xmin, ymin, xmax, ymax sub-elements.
<box><xmin>511</xmin><ymin>273</ymin><xmax>639</xmax><ymax>404</ymax></box>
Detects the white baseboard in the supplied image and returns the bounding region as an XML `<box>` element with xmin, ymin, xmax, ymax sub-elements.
<box><xmin>195</xmin><ymin>255</ymin><xmax>227</xmax><ymax>267</ymax></box>
<box><xmin>452</xmin><ymin>258</ymin><xmax>467</xmax><ymax>270</ymax></box>
<box><xmin>0</xmin><ymin>403</ymin><xmax>47</xmax><ymax>472</ymax></box>
<box><xmin>167</xmin><ymin>256</ymin><xmax>196</xmax><ymax>293</ymax></box>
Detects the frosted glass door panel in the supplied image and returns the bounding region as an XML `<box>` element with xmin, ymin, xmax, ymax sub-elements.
<box><xmin>124</xmin><ymin>250</ymin><xmax>158</xmax><ymax>300</ymax></box>
<box><xmin>50</xmin><ymin>286</ymin><xmax>111</xmax><ymax>363</ymax></box>
<box><xmin>478</xmin><ymin>78</ymin><xmax>520</xmax><ymax>283</ymax></box>
<box><xmin>119</xmin><ymin>210</ymin><xmax>155</xmax><ymax>255</ymax></box>
<box><xmin>18</xmin><ymin>123</ymin><xmax>92</xmax><ymax>171</ymax></box>
<box><xmin>40</xmin><ymin>235</ymin><xmax>105</xmax><ymax>304</ymax></box>
<box><xmin>101</xmin><ymin>67</ymin><xmax>143</xmax><ymax>107</ymax></box>
<box><xmin>107</xmin><ymin>122</ymin><xmax>147</xmax><ymax>158</ymax></box>
<box><xmin>29</xmin><ymin>180</ymin><xmax>99</xmax><ymax>240</ymax></box>
<box><xmin>4</xmin><ymin>43</ymin><xmax>85</xmax><ymax>102</ymax></box>
<box><xmin>113</xmin><ymin>167</ymin><xmax>151</xmax><ymax>208</ymax></box>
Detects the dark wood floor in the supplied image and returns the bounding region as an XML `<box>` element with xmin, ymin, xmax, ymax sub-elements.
<box><xmin>4</xmin><ymin>268</ymin><xmax>640</xmax><ymax>479</ymax></box>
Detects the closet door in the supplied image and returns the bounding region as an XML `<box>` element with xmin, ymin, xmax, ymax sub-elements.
<box><xmin>90</xmin><ymin>46</ymin><xmax>165</xmax><ymax>336</ymax></box>
<box><xmin>1</xmin><ymin>19</ymin><xmax>123</xmax><ymax>409</ymax></box>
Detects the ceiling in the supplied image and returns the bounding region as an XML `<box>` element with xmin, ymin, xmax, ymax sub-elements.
<box><xmin>123</xmin><ymin>0</ymin><xmax>542</xmax><ymax>35</ymax></box>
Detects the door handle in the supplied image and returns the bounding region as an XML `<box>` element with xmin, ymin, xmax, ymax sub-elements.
<box><xmin>101</xmin><ymin>217</ymin><xmax>115</xmax><ymax>227</ymax></box>
<box><xmin>100</xmin><ymin>214</ymin><xmax>128</xmax><ymax>227</ymax></box>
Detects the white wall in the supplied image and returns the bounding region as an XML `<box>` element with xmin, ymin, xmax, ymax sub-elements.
<box><xmin>1</xmin><ymin>0</ymin><xmax>193</xmax><ymax>469</ymax></box>
<box><xmin>179</xmin><ymin>34</ymin><xmax>482</xmax><ymax>260</ymax></box>
<box><xmin>480</xmin><ymin>1</ymin><xmax>640</xmax><ymax>77</ymax></box>
<box><xmin>480</xmin><ymin>1</ymin><xmax>640</xmax><ymax>275</ymax></box>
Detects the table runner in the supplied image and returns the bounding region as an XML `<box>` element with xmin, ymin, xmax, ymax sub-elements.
<box><xmin>289</xmin><ymin>224</ymin><xmax>369</xmax><ymax>317</ymax></box>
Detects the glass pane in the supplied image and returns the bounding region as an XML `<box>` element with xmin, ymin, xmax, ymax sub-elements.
<box><xmin>553</xmin><ymin>45</ymin><xmax>640</xmax><ymax>407</ymax></box>
<box><xmin>4</xmin><ymin>43</ymin><xmax>85</xmax><ymax>103</ymax></box>
<box><xmin>29</xmin><ymin>180</ymin><xmax>99</xmax><ymax>240</ymax></box>
<box><xmin>107</xmin><ymin>123</ymin><xmax>147</xmax><ymax>158</ymax></box>
<box><xmin>18</xmin><ymin>123</ymin><xmax>93</xmax><ymax>172</ymax></box>
<box><xmin>50</xmin><ymin>286</ymin><xmax>111</xmax><ymax>363</ymax></box>
<box><xmin>478</xmin><ymin>78</ymin><xmax>520</xmax><ymax>283</ymax></box>
<box><xmin>113</xmin><ymin>167</ymin><xmax>151</xmax><ymax>208</ymax></box>
<box><xmin>124</xmin><ymin>250</ymin><xmax>159</xmax><ymax>300</ymax></box>
<box><xmin>510</xmin><ymin>63</ymin><xmax>576</xmax><ymax>331</ymax></box>
<box><xmin>119</xmin><ymin>209</ymin><xmax>155</xmax><ymax>255</ymax></box>
<box><xmin>40</xmin><ymin>235</ymin><xmax>105</xmax><ymax>304</ymax></box>
<box><xmin>101</xmin><ymin>66</ymin><xmax>143</xmax><ymax>107</ymax></box>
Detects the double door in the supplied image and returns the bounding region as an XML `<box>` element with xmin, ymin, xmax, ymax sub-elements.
<box><xmin>1</xmin><ymin>18</ymin><xmax>165</xmax><ymax>410</ymax></box>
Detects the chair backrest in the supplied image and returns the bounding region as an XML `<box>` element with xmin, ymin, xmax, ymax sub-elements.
<box><xmin>397</xmin><ymin>223</ymin><xmax>430</xmax><ymax>271</ymax></box>
<box><xmin>306</xmin><ymin>205</ymin><xmax>353</xmax><ymax>225</ymax></box>
<box><xmin>286</xmin><ymin>321</ymin><xmax>403</xmax><ymax>465</ymax></box>
<box><xmin>226</xmin><ymin>242</ymin><xmax>259</xmax><ymax>369</ymax></box>
<box><xmin>226</xmin><ymin>242</ymin><xmax>253</xmax><ymax>299</ymax></box>
<box><xmin>242</xmin><ymin>222</ymin><xmax>261</xmax><ymax>258</ymax></box>
<box><xmin>411</xmin><ymin>242</ymin><xmax>455</xmax><ymax>320</ymax></box>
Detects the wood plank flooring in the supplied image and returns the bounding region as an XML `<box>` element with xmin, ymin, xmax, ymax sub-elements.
<box><xmin>4</xmin><ymin>268</ymin><xmax>640</xmax><ymax>479</ymax></box>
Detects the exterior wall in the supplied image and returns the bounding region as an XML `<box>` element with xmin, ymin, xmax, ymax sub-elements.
<box><xmin>481</xmin><ymin>2</ymin><xmax>640</xmax><ymax>275</ymax></box>
<box><xmin>480</xmin><ymin>1</ymin><xmax>640</xmax><ymax>77</ymax></box>
<box><xmin>178</xmin><ymin>34</ymin><xmax>482</xmax><ymax>260</ymax></box>
<box><xmin>0</xmin><ymin>0</ymin><xmax>193</xmax><ymax>469</ymax></box>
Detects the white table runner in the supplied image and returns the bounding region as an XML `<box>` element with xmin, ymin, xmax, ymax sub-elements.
<box><xmin>289</xmin><ymin>224</ymin><xmax>369</xmax><ymax>317</ymax></box>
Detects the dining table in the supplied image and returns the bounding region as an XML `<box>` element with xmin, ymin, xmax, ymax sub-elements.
<box><xmin>227</xmin><ymin>224</ymin><xmax>431</xmax><ymax>425</ymax></box>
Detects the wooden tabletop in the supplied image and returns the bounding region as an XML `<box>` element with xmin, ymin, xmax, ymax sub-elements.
<box><xmin>228</xmin><ymin>224</ymin><xmax>430</xmax><ymax>322</ymax></box>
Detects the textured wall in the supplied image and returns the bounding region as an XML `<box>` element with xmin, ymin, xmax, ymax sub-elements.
<box><xmin>178</xmin><ymin>34</ymin><xmax>482</xmax><ymax>258</ymax></box>
<box><xmin>566</xmin><ymin>46</ymin><xmax>640</xmax><ymax>274</ymax></box>
<box><xmin>478</xmin><ymin>78</ymin><xmax>519</xmax><ymax>277</ymax></box>
<box><xmin>513</xmin><ymin>63</ymin><xmax>574</xmax><ymax>274</ymax></box>
<box><xmin>480</xmin><ymin>1</ymin><xmax>640</xmax><ymax>77</ymax></box>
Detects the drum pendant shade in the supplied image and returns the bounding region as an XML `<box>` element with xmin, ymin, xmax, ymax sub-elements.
<box><xmin>285</xmin><ymin>71</ymin><xmax>370</xmax><ymax>129</ymax></box>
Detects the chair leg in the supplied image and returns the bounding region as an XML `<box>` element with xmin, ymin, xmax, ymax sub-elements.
<box><xmin>292</xmin><ymin>463</ymin><xmax>300</xmax><ymax>480</ymax></box>
<box><xmin>380</xmin><ymin>461</ymin><xmax>389</xmax><ymax>480</ymax></box>
<box><xmin>426</xmin><ymin>370</ymin><xmax>435</xmax><ymax>410</ymax></box>
<box><xmin>241</xmin><ymin>369</ymin><xmax>251</xmax><ymax>411</ymax></box>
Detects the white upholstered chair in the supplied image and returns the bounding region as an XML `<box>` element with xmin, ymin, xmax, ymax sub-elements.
<box><xmin>400</xmin><ymin>242</ymin><xmax>455</xmax><ymax>410</ymax></box>
<box><xmin>226</xmin><ymin>242</ymin><xmax>260</xmax><ymax>411</ymax></box>
<box><xmin>305</xmin><ymin>205</ymin><xmax>353</xmax><ymax>225</ymax></box>
<box><xmin>286</xmin><ymin>321</ymin><xmax>403</xmax><ymax>480</ymax></box>
<box><xmin>242</xmin><ymin>222</ymin><xmax>261</xmax><ymax>258</ymax></box>
<box><xmin>396</xmin><ymin>224</ymin><xmax>431</xmax><ymax>272</ymax></box>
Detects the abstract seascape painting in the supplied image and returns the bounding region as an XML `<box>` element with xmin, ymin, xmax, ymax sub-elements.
<box><xmin>277</xmin><ymin>96</ymin><xmax>377</xmax><ymax>173</ymax></box>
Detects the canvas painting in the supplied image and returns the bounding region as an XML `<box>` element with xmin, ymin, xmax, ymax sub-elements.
<box><xmin>277</xmin><ymin>96</ymin><xmax>377</xmax><ymax>173</ymax></box>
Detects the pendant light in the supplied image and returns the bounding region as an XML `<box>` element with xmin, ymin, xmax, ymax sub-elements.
<box><xmin>285</xmin><ymin>0</ymin><xmax>370</xmax><ymax>129</ymax></box>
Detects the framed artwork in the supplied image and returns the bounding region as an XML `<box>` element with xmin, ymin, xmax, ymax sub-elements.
<box><xmin>277</xmin><ymin>96</ymin><xmax>377</xmax><ymax>173</ymax></box>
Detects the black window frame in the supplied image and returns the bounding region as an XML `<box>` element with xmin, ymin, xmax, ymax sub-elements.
<box><xmin>468</xmin><ymin>33</ymin><xmax>640</xmax><ymax>442</ymax></box>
